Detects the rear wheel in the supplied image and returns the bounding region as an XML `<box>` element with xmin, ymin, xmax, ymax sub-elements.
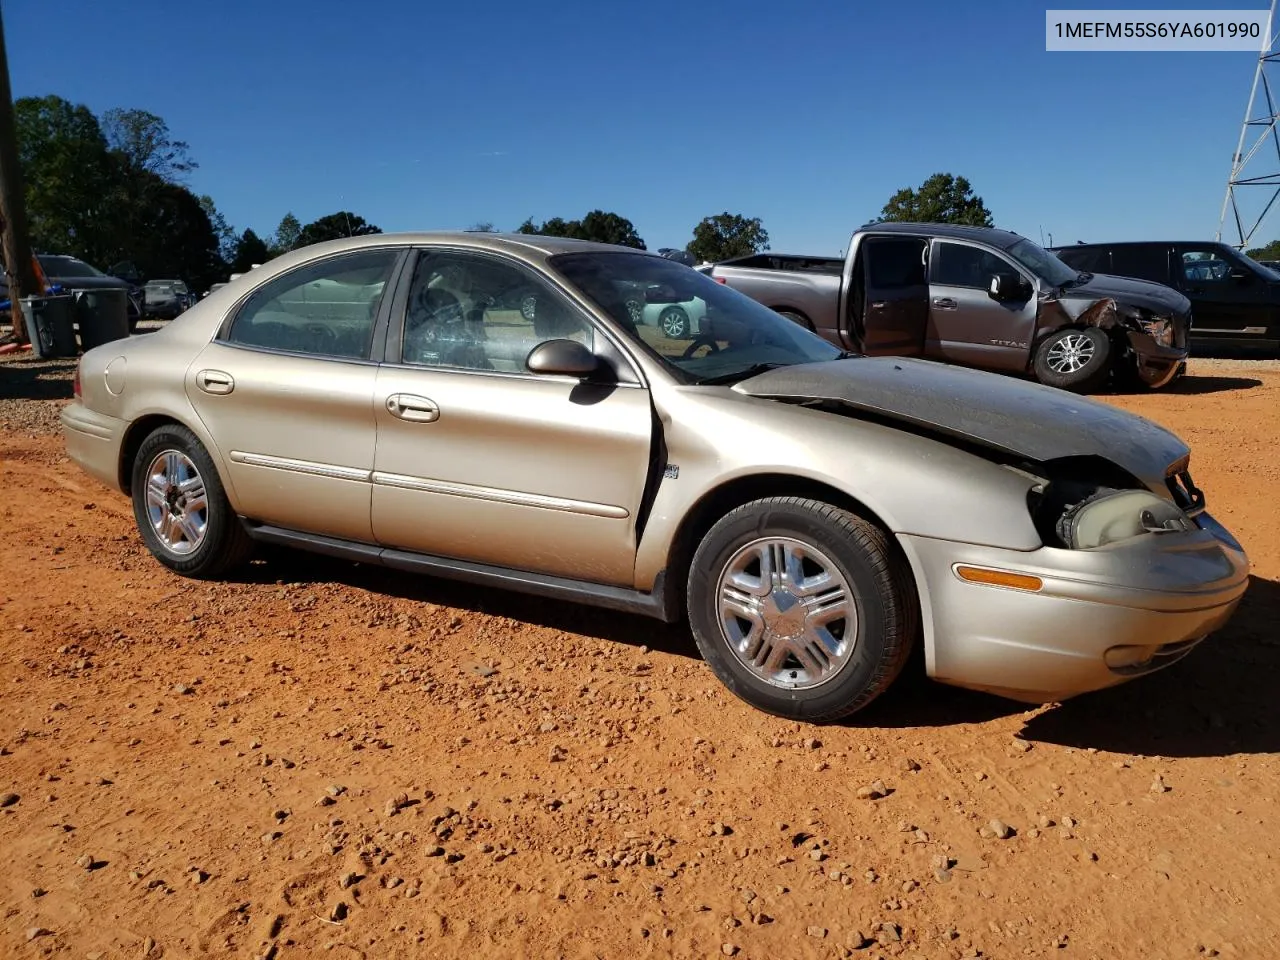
<box><xmin>130</xmin><ymin>424</ymin><xmax>252</xmax><ymax>578</ymax></box>
<box><xmin>776</xmin><ymin>309</ymin><xmax>815</xmax><ymax>332</ymax></box>
<box><xmin>686</xmin><ymin>497</ymin><xmax>917</xmax><ymax>722</ymax></box>
<box><xmin>1033</xmin><ymin>326</ymin><xmax>1112</xmax><ymax>393</ymax></box>
<box><xmin>659</xmin><ymin>306</ymin><xmax>691</xmax><ymax>339</ymax></box>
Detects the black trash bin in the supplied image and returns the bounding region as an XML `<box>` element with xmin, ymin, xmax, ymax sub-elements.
<box><xmin>21</xmin><ymin>295</ymin><xmax>78</xmax><ymax>359</ymax></box>
<box><xmin>75</xmin><ymin>288</ymin><xmax>131</xmax><ymax>352</ymax></box>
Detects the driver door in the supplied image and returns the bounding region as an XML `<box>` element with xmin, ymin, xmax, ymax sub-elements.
<box><xmin>370</xmin><ymin>248</ymin><xmax>653</xmax><ymax>586</ymax></box>
<box><xmin>926</xmin><ymin>240</ymin><xmax>1037</xmax><ymax>372</ymax></box>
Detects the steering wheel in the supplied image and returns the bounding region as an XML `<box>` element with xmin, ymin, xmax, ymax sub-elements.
<box><xmin>682</xmin><ymin>334</ymin><xmax>721</xmax><ymax>359</ymax></box>
<box><xmin>304</xmin><ymin>322</ymin><xmax>336</xmax><ymax>345</ymax></box>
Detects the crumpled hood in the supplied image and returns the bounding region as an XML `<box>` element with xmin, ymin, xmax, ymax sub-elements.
<box><xmin>1062</xmin><ymin>272</ymin><xmax>1190</xmax><ymax>318</ymax></box>
<box><xmin>735</xmin><ymin>357</ymin><xmax>1189</xmax><ymax>491</ymax></box>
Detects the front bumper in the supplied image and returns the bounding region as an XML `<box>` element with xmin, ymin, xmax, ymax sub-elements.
<box><xmin>898</xmin><ymin>511</ymin><xmax>1250</xmax><ymax>703</ymax></box>
<box><xmin>60</xmin><ymin>401</ymin><xmax>127</xmax><ymax>492</ymax></box>
<box><xmin>1125</xmin><ymin>329</ymin><xmax>1188</xmax><ymax>388</ymax></box>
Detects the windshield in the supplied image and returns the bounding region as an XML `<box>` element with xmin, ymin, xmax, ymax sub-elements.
<box><xmin>38</xmin><ymin>255</ymin><xmax>105</xmax><ymax>279</ymax></box>
<box><xmin>549</xmin><ymin>252</ymin><xmax>844</xmax><ymax>383</ymax></box>
<box><xmin>1006</xmin><ymin>238</ymin><xmax>1080</xmax><ymax>287</ymax></box>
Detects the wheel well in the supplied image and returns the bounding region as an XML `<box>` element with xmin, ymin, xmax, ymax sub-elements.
<box><xmin>662</xmin><ymin>473</ymin><xmax>916</xmax><ymax>617</ymax></box>
<box><xmin>118</xmin><ymin>414</ymin><xmax>184</xmax><ymax>494</ymax></box>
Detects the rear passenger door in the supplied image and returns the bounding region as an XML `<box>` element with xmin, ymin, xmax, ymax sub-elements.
<box><xmin>855</xmin><ymin>236</ymin><xmax>929</xmax><ymax>355</ymax></box>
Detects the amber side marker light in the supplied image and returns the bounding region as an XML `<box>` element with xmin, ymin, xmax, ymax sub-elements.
<box><xmin>954</xmin><ymin>565</ymin><xmax>1044</xmax><ymax>592</ymax></box>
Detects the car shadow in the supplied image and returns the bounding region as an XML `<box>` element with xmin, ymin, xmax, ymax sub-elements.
<box><xmin>1162</xmin><ymin>374</ymin><xmax>1263</xmax><ymax>395</ymax></box>
<box><xmin>0</xmin><ymin>357</ymin><xmax>76</xmax><ymax>400</ymax></box>
<box><xmin>230</xmin><ymin>547</ymin><xmax>699</xmax><ymax>661</ymax></box>
<box><xmin>1017</xmin><ymin>574</ymin><xmax>1279</xmax><ymax>757</ymax></box>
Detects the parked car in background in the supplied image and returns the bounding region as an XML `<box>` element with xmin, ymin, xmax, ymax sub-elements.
<box><xmin>142</xmin><ymin>279</ymin><xmax>195</xmax><ymax>320</ymax></box>
<box><xmin>1</xmin><ymin>254</ymin><xmax>143</xmax><ymax>332</ymax></box>
<box><xmin>1050</xmin><ymin>240</ymin><xmax>1280</xmax><ymax>354</ymax></box>
<box><xmin>711</xmin><ymin>223</ymin><xmax>1190</xmax><ymax>393</ymax></box>
<box><xmin>60</xmin><ymin>232</ymin><xmax>1247</xmax><ymax>721</ymax></box>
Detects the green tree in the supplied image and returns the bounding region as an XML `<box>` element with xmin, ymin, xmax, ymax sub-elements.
<box><xmin>1245</xmin><ymin>239</ymin><xmax>1280</xmax><ymax>261</ymax></box>
<box><xmin>101</xmin><ymin>107</ymin><xmax>196</xmax><ymax>183</ymax></box>
<box><xmin>198</xmin><ymin>194</ymin><xmax>236</xmax><ymax>263</ymax></box>
<box><xmin>295</xmin><ymin>211</ymin><xmax>381</xmax><ymax>248</ymax></box>
<box><xmin>517</xmin><ymin>210</ymin><xmax>645</xmax><ymax>249</ymax></box>
<box><xmin>876</xmin><ymin>172</ymin><xmax>993</xmax><ymax>227</ymax></box>
<box><xmin>272</xmin><ymin>212</ymin><xmax>301</xmax><ymax>253</ymax></box>
<box><xmin>686</xmin><ymin>213</ymin><xmax>770</xmax><ymax>264</ymax></box>
<box><xmin>230</xmin><ymin>228</ymin><xmax>270</xmax><ymax>274</ymax></box>
<box><xmin>14</xmin><ymin>95</ymin><xmax>116</xmax><ymax>262</ymax></box>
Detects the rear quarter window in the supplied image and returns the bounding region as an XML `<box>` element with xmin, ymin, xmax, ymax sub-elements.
<box><xmin>1055</xmin><ymin>247</ymin><xmax>1109</xmax><ymax>273</ymax></box>
<box><xmin>1109</xmin><ymin>246</ymin><xmax>1169</xmax><ymax>282</ymax></box>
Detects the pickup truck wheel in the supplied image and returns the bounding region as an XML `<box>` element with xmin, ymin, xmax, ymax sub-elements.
<box><xmin>686</xmin><ymin>497</ymin><xmax>917</xmax><ymax>722</ymax></box>
<box><xmin>130</xmin><ymin>424</ymin><xmax>253</xmax><ymax>579</ymax></box>
<box><xmin>777</xmin><ymin>309</ymin><xmax>815</xmax><ymax>332</ymax></box>
<box><xmin>659</xmin><ymin>306</ymin><xmax>691</xmax><ymax>339</ymax></box>
<box><xmin>1033</xmin><ymin>327</ymin><xmax>1112</xmax><ymax>393</ymax></box>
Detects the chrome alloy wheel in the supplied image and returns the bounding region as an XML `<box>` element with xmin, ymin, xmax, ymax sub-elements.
<box><xmin>1046</xmin><ymin>332</ymin><xmax>1096</xmax><ymax>374</ymax></box>
<box><xmin>144</xmin><ymin>449</ymin><xmax>209</xmax><ymax>555</ymax></box>
<box><xmin>716</xmin><ymin>537</ymin><xmax>856</xmax><ymax>689</ymax></box>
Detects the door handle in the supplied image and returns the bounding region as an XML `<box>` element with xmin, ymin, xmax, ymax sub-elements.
<box><xmin>385</xmin><ymin>393</ymin><xmax>439</xmax><ymax>423</ymax></box>
<box><xmin>196</xmin><ymin>369</ymin><xmax>235</xmax><ymax>395</ymax></box>
<box><xmin>931</xmin><ymin>297</ymin><xmax>958</xmax><ymax>310</ymax></box>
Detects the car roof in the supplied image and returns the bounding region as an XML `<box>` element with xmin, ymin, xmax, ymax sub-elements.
<box><xmin>1049</xmin><ymin>241</ymin><xmax>1231</xmax><ymax>250</ymax></box>
<box><xmin>856</xmin><ymin>222</ymin><xmax>1029</xmax><ymax>250</ymax></box>
<box><xmin>278</xmin><ymin>231</ymin><xmax>663</xmax><ymax>259</ymax></box>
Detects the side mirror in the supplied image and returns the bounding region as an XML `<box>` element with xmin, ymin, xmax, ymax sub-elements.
<box><xmin>526</xmin><ymin>338</ymin><xmax>599</xmax><ymax>378</ymax></box>
<box><xmin>988</xmin><ymin>272</ymin><xmax>1028</xmax><ymax>301</ymax></box>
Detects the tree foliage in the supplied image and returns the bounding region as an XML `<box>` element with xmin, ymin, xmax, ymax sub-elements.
<box><xmin>231</xmin><ymin>228</ymin><xmax>271</xmax><ymax>274</ymax></box>
<box><xmin>295</xmin><ymin>212</ymin><xmax>382</xmax><ymax>248</ymax></box>
<box><xmin>1245</xmin><ymin>239</ymin><xmax>1280</xmax><ymax>262</ymax></box>
<box><xmin>518</xmin><ymin>210</ymin><xmax>646</xmax><ymax>249</ymax></box>
<box><xmin>101</xmin><ymin>108</ymin><xmax>197</xmax><ymax>182</ymax></box>
<box><xmin>199</xmin><ymin>195</ymin><xmax>237</xmax><ymax>262</ymax></box>
<box><xmin>686</xmin><ymin>213</ymin><xmax>770</xmax><ymax>264</ymax></box>
<box><xmin>876</xmin><ymin>172</ymin><xmax>993</xmax><ymax>227</ymax></box>
<box><xmin>271</xmin><ymin>212</ymin><xmax>302</xmax><ymax>254</ymax></box>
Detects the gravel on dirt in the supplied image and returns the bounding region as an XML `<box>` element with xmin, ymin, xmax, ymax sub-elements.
<box><xmin>0</xmin><ymin>357</ymin><xmax>1278</xmax><ymax>958</ymax></box>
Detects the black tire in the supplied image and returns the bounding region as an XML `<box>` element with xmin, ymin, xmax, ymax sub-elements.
<box><xmin>1033</xmin><ymin>326</ymin><xmax>1112</xmax><ymax>393</ymax></box>
<box><xmin>130</xmin><ymin>423</ymin><xmax>253</xmax><ymax>578</ymax></box>
<box><xmin>659</xmin><ymin>306</ymin><xmax>690</xmax><ymax>339</ymax></box>
<box><xmin>686</xmin><ymin>497</ymin><xmax>917</xmax><ymax>723</ymax></box>
<box><xmin>776</xmin><ymin>309</ymin><xmax>815</xmax><ymax>332</ymax></box>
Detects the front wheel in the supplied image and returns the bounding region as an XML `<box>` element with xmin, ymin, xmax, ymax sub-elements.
<box><xmin>130</xmin><ymin>424</ymin><xmax>253</xmax><ymax>578</ymax></box>
<box><xmin>1033</xmin><ymin>326</ymin><xmax>1112</xmax><ymax>393</ymax></box>
<box><xmin>686</xmin><ymin>497</ymin><xmax>917</xmax><ymax>722</ymax></box>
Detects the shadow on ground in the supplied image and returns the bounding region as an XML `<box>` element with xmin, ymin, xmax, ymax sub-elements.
<box><xmin>1162</xmin><ymin>374</ymin><xmax>1262</xmax><ymax>395</ymax></box>
<box><xmin>0</xmin><ymin>358</ymin><xmax>76</xmax><ymax>401</ymax></box>
<box><xmin>227</xmin><ymin>551</ymin><xmax>1277</xmax><ymax>751</ymax></box>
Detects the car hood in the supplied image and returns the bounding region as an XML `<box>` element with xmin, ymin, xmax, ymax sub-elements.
<box><xmin>735</xmin><ymin>357</ymin><xmax>1189</xmax><ymax>490</ymax></box>
<box><xmin>1062</xmin><ymin>272</ymin><xmax>1190</xmax><ymax>317</ymax></box>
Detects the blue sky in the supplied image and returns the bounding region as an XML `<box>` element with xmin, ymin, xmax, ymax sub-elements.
<box><xmin>5</xmin><ymin>0</ymin><xmax>1277</xmax><ymax>254</ymax></box>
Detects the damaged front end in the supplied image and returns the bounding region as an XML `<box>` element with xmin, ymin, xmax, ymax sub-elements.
<box><xmin>1042</xmin><ymin>284</ymin><xmax>1190</xmax><ymax>388</ymax></box>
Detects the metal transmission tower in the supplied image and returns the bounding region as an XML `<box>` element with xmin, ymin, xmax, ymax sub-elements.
<box><xmin>1218</xmin><ymin>0</ymin><xmax>1280</xmax><ymax>249</ymax></box>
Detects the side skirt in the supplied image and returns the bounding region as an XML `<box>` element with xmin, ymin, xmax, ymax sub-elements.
<box><xmin>241</xmin><ymin>521</ymin><xmax>678</xmax><ymax>622</ymax></box>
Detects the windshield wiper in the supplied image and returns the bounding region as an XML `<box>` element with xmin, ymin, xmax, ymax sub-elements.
<box><xmin>696</xmin><ymin>362</ymin><xmax>786</xmax><ymax>386</ymax></box>
<box><xmin>1067</xmin><ymin>270</ymin><xmax>1093</xmax><ymax>287</ymax></box>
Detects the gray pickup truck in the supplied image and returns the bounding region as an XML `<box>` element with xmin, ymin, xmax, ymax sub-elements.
<box><xmin>706</xmin><ymin>223</ymin><xmax>1191</xmax><ymax>392</ymax></box>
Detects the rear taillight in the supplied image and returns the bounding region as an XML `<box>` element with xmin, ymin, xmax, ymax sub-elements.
<box><xmin>714</xmin><ymin>276</ymin><xmax>727</xmax><ymax>284</ymax></box>
<box><xmin>73</xmin><ymin>362</ymin><xmax>81</xmax><ymax>398</ymax></box>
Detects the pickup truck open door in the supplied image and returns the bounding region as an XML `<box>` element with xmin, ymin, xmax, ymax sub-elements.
<box><xmin>848</xmin><ymin>235</ymin><xmax>929</xmax><ymax>355</ymax></box>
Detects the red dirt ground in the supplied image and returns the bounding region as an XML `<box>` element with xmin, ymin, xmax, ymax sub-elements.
<box><xmin>1</xmin><ymin>359</ymin><xmax>1278</xmax><ymax>959</ymax></box>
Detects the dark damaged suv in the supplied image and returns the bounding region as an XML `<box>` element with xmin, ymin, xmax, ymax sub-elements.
<box><xmin>708</xmin><ymin>223</ymin><xmax>1191</xmax><ymax>393</ymax></box>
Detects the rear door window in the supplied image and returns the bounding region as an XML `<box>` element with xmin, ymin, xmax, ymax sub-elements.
<box><xmin>1109</xmin><ymin>245</ymin><xmax>1169</xmax><ymax>282</ymax></box>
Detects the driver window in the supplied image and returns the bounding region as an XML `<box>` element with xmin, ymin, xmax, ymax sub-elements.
<box><xmin>1181</xmin><ymin>250</ymin><xmax>1234</xmax><ymax>283</ymax></box>
<box><xmin>930</xmin><ymin>242</ymin><xmax>1013</xmax><ymax>289</ymax></box>
<box><xmin>400</xmin><ymin>251</ymin><xmax>593</xmax><ymax>373</ymax></box>
<box><xmin>224</xmin><ymin>249</ymin><xmax>398</xmax><ymax>359</ymax></box>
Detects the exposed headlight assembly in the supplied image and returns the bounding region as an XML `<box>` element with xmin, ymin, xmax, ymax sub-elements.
<box><xmin>1137</xmin><ymin>316</ymin><xmax>1174</xmax><ymax>347</ymax></box>
<box><xmin>1056</xmin><ymin>488</ymin><xmax>1195</xmax><ymax>550</ymax></box>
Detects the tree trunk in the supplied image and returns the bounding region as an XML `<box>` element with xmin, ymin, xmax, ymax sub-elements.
<box><xmin>0</xmin><ymin>6</ymin><xmax>39</xmax><ymax>343</ymax></box>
